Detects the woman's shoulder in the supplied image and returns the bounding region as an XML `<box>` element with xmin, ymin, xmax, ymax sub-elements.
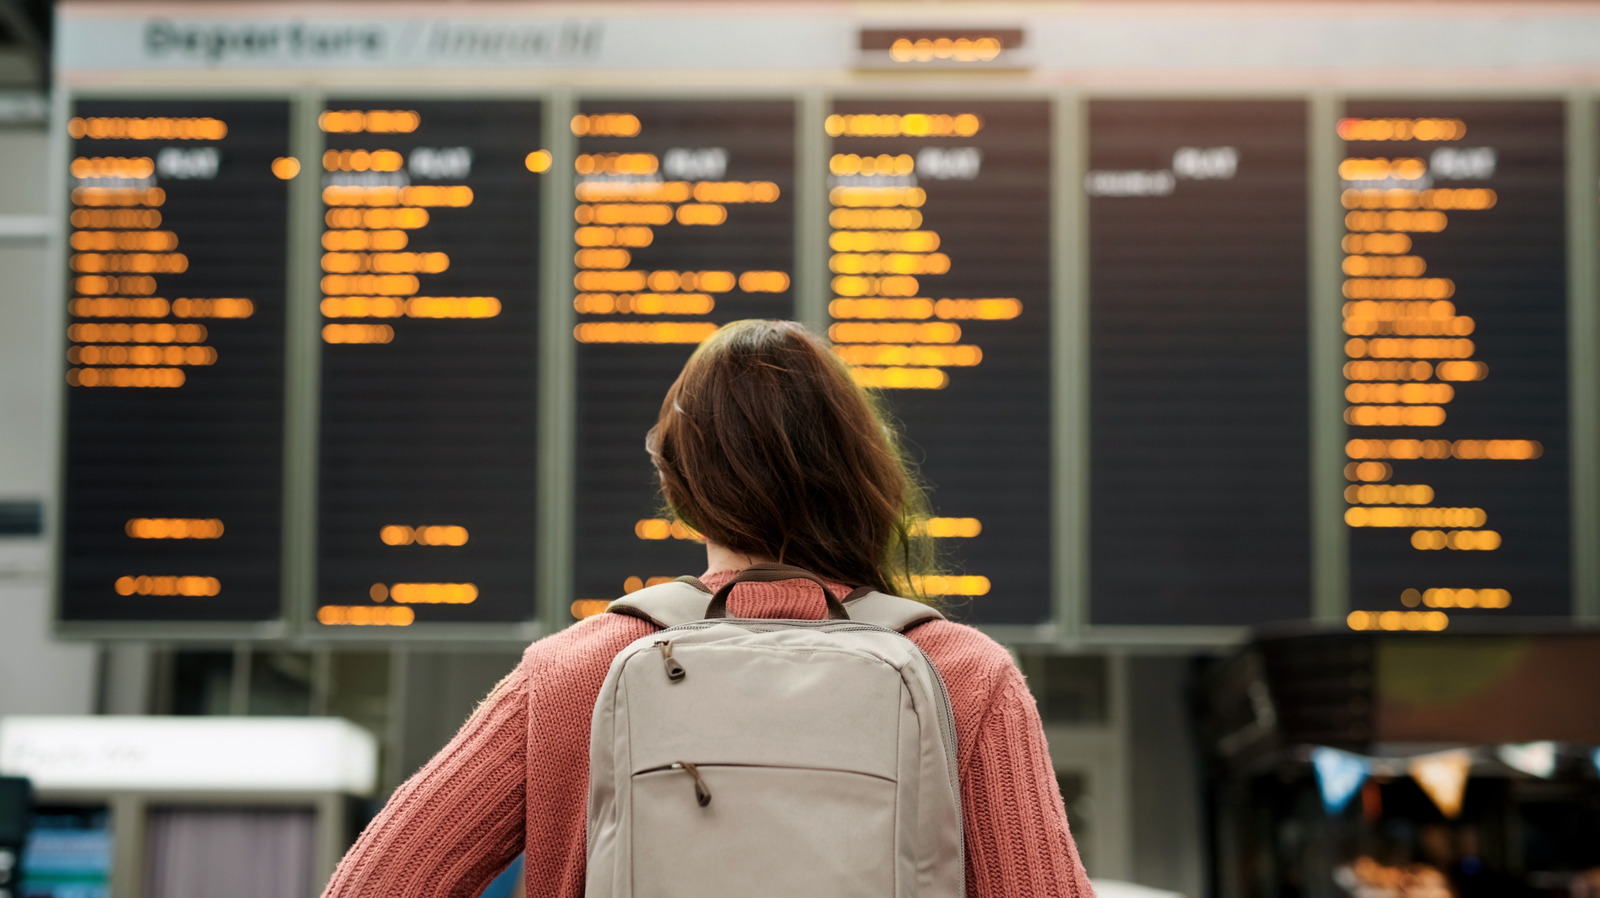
<box><xmin>513</xmin><ymin>610</ymin><xmax>658</xmax><ymax>686</ymax></box>
<box><xmin>905</xmin><ymin>618</ymin><xmax>1019</xmax><ymax>701</ymax></box>
<box><xmin>907</xmin><ymin>616</ymin><xmax>1013</xmax><ymax>659</ymax></box>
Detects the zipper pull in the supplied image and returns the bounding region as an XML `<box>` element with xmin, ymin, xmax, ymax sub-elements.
<box><xmin>672</xmin><ymin>761</ymin><xmax>712</xmax><ymax>807</ymax></box>
<box><xmin>655</xmin><ymin>640</ymin><xmax>686</xmax><ymax>682</ymax></box>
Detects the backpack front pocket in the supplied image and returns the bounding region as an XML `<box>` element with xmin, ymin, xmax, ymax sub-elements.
<box><xmin>630</xmin><ymin>764</ymin><xmax>897</xmax><ymax>898</ymax></box>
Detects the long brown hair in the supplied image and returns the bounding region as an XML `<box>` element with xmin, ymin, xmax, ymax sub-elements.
<box><xmin>646</xmin><ymin>319</ymin><xmax>937</xmax><ymax>596</ymax></box>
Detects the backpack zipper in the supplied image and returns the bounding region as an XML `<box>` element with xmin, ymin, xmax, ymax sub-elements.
<box><xmin>671</xmin><ymin>761</ymin><xmax>712</xmax><ymax>806</ymax></box>
<box><xmin>654</xmin><ymin>639</ymin><xmax>686</xmax><ymax>682</ymax></box>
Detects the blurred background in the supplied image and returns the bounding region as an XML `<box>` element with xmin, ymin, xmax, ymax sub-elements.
<box><xmin>2</xmin><ymin>1</ymin><xmax>1599</xmax><ymax>896</ymax></box>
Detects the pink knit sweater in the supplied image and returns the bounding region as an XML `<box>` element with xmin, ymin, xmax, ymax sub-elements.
<box><xmin>321</xmin><ymin>573</ymin><xmax>1094</xmax><ymax>897</ymax></box>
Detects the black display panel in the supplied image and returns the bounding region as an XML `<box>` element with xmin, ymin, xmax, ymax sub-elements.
<box><xmin>1340</xmin><ymin>101</ymin><xmax>1569</xmax><ymax>626</ymax></box>
<box><xmin>1088</xmin><ymin>100</ymin><xmax>1311</xmax><ymax>627</ymax></box>
<box><xmin>828</xmin><ymin>100</ymin><xmax>1052</xmax><ymax>626</ymax></box>
<box><xmin>59</xmin><ymin>99</ymin><xmax>289</xmax><ymax>624</ymax></box>
<box><xmin>315</xmin><ymin>100</ymin><xmax>543</xmax><ymax>628</ymax></box>
<box><xmin>571</xmin><ymin>100</ymin><xmax>796</xmax><ymax>614</ymax></box>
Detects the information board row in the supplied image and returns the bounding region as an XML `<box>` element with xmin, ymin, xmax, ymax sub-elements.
<box><xmin>57</xmin><ymin>95</ymin><xmax>1579</xmax><ymax>636</ymax></box>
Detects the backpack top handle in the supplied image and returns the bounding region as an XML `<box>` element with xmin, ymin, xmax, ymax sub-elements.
<box><xmin>704</xmin><ymin>562</ymin><xmax>851</xmax><ymax>621</ymax></box>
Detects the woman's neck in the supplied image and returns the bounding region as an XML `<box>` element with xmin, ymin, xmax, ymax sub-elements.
<box><xmin>702</xmin><ymin>541</ymin><xmax>773</xmax><ymax>578</ymax></box>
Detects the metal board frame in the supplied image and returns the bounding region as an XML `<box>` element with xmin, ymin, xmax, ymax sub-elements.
<box><xmin>1567</xmin><ymin>92</ymin><xmax>1600</xmax><ymax>621</ymax></box>
<box><xmin>1309</xmin><ymin>91</ymin><xmax>1348</xmax><ymax>627</ymax></box>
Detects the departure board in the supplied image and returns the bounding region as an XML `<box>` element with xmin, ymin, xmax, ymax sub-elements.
<box><xmin>827</xmin><ymin>100</ymin><xmax>1052</xmax><ymax>626</ymax></box>
<box><xmin>1339</xmin><ymin>101</ymin><xmax>1570</xmax><ymax>628</ymax></box>
<box><xmin>59</xmin><ymin>100</ymin><xmax>289</xmax><ymax>624</ymax></box>
<box><xmin>315</xmin><ymin>100</ymin><xmax>543</xmax><ymax>629</ymax></box>
<box><xmin>570</xmin><ymin>100</ymin><xmax>796</xmax><ymax>613</ymax></box>
<box><xmin>1087</xmin><ymin>100</ymin><xmax>1311</xmax><ymax>628</ymax></box>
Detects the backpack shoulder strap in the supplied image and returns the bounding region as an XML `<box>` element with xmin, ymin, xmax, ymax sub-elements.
<box><xmin>607</xmin><ymin>576</ymin><xmax>946</xmax><ymax>633</ymax></box>
<box><xmin>844</xmin><ymin>590</ymin><xmax>946</xmax><ymax>633</ymax></box>
<box><xmin>605</xmin><ymin>577</ymin><xmax>712</xmax><ymax>629</ymax></box>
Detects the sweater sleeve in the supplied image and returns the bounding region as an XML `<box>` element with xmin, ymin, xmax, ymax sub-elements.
<box><xmin>961</xmin><ymin>663</ymin><xmax>1096</xmax><ymax>898</ymax></box>
<box><xmin>320</xmin><ymin>667</ymin><xmax>529</xmax><ymax>898</ymax></box>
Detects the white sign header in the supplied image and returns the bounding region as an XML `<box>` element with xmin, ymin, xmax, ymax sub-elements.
<box><xmin>0</xmin><ymin>716</ymin><xmax>378</xmax><ymax>794</ymax></box>
<box><xmin>53</xmin><ymin>1</ymin><xmax>1600</xmax><ymax>84</ymax></box>
<box><xmin>56</xmin><ymin>9</ymin><xmax>850</xmax><ymax>73</ymax></box>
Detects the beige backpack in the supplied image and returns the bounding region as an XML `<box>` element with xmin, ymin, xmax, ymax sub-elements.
<box><xmin>585</xmin><ymin>564</ymin><xmax>964</xmax><ymax>897</ymax></box>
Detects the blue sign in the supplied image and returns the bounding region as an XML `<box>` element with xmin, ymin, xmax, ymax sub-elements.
<box><xmin>1312</xmin><ymin>746</ymin><xmax>1370</xmax><ymax>815</ymax></box>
